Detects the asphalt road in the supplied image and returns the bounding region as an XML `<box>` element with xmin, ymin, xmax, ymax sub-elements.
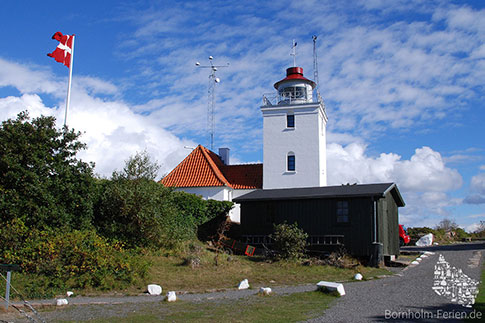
<box><xmin>311</xmin><ymin>242</ymin><xmax>485</xmax><ymax>322</ymax></box>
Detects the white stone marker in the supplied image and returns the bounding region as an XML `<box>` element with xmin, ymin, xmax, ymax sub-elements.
<box><xmin>238</xmin><ymin>279</ymin><xmax>250</xmax><ymax>290</ymax></box>
<box><xmin>56</xmin><ymin>299</ymin><xmax>68</xmax><ymax>306</ymax></box>
<box><xmin>166</xmin><ymin>291</ymin><xmax>177</xmax><ymax>302</ymax></box>
<box><xmin>147</xmin><ymin>284</ymin><xmax>162</xmax><ymax>295</ymax></box>
<box><xmin>259</xmin><ymin>287</ymin><xmax>272</xmax><ymax>295</ymax></box>
<box><xmin>316</xmin><ymin>281</ymin><xmax>346</xmax><ymax>296</ymax></box>
<box><xmin>354</xmin><ymin>273</ymin><xmax>363</xmax><ymax>281</ymax></box>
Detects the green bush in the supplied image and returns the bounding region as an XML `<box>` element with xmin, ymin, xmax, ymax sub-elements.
<box><xmin>455</xmin><ymin>228</ymin><xmax>470</xmax><ymax>240</ymax></box>
<box><xmin>172</xmin><ymin>191</ymin><xmax>210</xmax><ymax>225</ymax></box>
<box><xmin>95</xmin><ymin>152</ymin><xmax>199</xmax><ymax>249</ymax></box>
<box><xmin>0</xmin><ymin>219</ymin><xmax>149</xmax><ymax>298</ymax></box>
<box><xmin>270</xmin><ymin>222</ymin><xmax>308</xmax><ymax>260</ymax></box>
<box><xmin>172</xmin><ymin>191</ymin><xmax>233</xmax><ymax>226</ymax></box>
<box><xmin>95</xmin><ymin>177</ymin><xmax>193</xmax><ymax>248</ymax></box>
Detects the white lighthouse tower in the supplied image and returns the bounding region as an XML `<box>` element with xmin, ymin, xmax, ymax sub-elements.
<box><xmin>262</xmin><ymin>66</ymin><xmax>328</xmax><ymax>189</ymax></box>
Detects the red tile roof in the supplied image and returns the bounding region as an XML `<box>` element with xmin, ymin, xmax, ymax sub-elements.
<box><xmin>161</xmin><ymin>145</ymin><xmax>262</xmax><ymax>189</ymax></box>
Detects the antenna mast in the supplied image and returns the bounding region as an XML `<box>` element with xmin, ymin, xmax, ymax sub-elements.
<box><xmin>290</xmin><ymin>39</ymin><xmax>297</xmax><ymax>67</ymax></box>
<box><xmin>312</xmin><ymin>35</ymin><xmax>322</xmax><ymax>102</ymax></box>
<box><xmin>195</xmin><ymin>56</ymin><xmax>229</xmax><ymax>151</ymax></box>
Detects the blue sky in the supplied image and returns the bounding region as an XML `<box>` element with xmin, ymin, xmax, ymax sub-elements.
<box><xmin>0</xmin><ymin>0</ymin><xmax>484</xmax><ymax>230</ymax></box>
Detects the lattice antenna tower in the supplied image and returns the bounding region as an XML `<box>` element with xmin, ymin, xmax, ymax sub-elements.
<box><xmin>195</xmin><ymin>56</ymin><xmax>229</xmax><ymax>151</ymax></box>
<box><xmin>312</xmin><ymin>35</ymin><xmax>323</xmax><ymax>103</ymax></box>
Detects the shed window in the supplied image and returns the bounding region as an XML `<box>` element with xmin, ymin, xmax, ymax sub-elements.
<box><xmin>287</xmin><ymin>154</ymin><xmax>295</xmax><ymax>171</ymax></box>
<box><xmin>287</xmin><ymin>114</ymin><xmax>295</xmax><ymax>128</ymax></box>
<box><xmin>336</xmin><ymin>201</ymin><xmax>349</xmax><ymax>223</ymax></box>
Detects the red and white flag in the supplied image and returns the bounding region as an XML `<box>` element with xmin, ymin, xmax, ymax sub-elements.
<box><xmin>47</xmin><ymin>32</ymin><xmax>74</xmax><ymax>68</ymax></box>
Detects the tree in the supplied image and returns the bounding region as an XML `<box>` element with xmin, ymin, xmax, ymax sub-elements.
<box><xmin>114</xmin><ymin>150</ymin><xmax>160</xmax><ymax>181</ymax></box>
<box><xmin>0</xmin><ymin>112</ymin><xmax>96</xmax><ymax>230</ymax></box>
<box><xmin>435</xmin><ymin>218</ymin><xmax>458</xmax><ymax>232</ymax></box>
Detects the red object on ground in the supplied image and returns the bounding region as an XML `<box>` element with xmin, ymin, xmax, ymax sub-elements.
<box><xmin>399</xmin><ymin>224</ymin><xmax>411</xmax><ymax>246</ymax></box>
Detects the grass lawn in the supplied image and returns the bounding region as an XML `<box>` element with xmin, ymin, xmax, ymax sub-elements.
<box><xmin>45</xmin><ymin>291</ymin><xmax>337</xmax><ymax>322</ymax></box>
<box><xmin>120</xmin><ymin>253</ymin><xmax>390</xmax><ymax>296</ymax></box>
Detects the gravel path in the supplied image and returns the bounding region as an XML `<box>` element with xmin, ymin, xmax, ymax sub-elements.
<box><xmin>4</xmin><ymin>284</ymin><xmax>319</xmax><ymax>322</ymax></box>
<box><xmin>310</xmin><ymin>242</ymin><xmax>485</xmax><ymax>322</ymax></box>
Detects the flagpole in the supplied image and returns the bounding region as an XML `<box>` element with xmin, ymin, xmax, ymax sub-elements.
<box><xmin>64</xmin><ymin>35</ymin><xmax>75</xmax><ymax>127</ymax></box>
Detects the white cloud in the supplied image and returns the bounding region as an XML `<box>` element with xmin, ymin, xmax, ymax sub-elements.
<box><xmin>468</xmin><ymin>214</ymin><xmax>485</xmax><ymax>219</ymax></box>
<box><xmin>464</xmin><ymin>172</ymin><xmax>485</xmax><ymax>205</ymax></box>
<box><xmin>328</xmin><ymin>144</ymin><xmax>462</xmax><ymax>192</ymax></box>
<box><xmin>470</xmin><ymin>173</ymin><xmax>485</xmax><ymax>195</ymax></box>
<box><xmin>0</xmin><ymin>58</ymin><xmax>63</xmax><ymax>97</ymax></box>
<box><xmin>327</xmin><ymin>143</ymin><xmax>463</xmax><ymax>222</ymax></box>
<box><xmin>465</xmin><ymin>223</ymin><xmax>481</xmax><ymax>233</ymax></box>
<box><xmin>0</xmin><ymin>58</ymin><xmax>194</xmax><ymax>179</ymax></box>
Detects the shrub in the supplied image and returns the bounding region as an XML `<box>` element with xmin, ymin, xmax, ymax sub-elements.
<box><xmin>95</xmin><ymin>152</ymin><xmax>199</xmax><ymax>249</ymax></box>
<box><xmin>270</xmin><ymin>222</ymin><xmax>308</xmax><ymax>260</ymax></box>
<box><xmin>95</xmin><ymin>177</ymin><xmax>194</xmax><ymax>248</ymax></box>
<box><xmin>0</xmin><ymin>220</ymin><xmax>149</xmax><ymax>298</ymax></box>
<box><xmin>172</xmin><ymin>191</ymin><xmax>233</xmax><ymax>226</ymax></box>
<box><xmin>172</xmin><ymin>191</ymin><xmax>210</xmax><ymax>225</ymax></box>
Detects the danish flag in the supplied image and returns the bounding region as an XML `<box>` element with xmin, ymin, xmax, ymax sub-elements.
<box><xmin>47</xmin><ymin>32</ymin><xmax>74</xmax><ymax>68</ymax></box>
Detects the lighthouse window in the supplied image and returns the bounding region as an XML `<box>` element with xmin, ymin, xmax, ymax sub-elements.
<box><xmin>287</xmin><ymin>153</ymin><xmax>296</xmax><ymax>171</ymax></box>
<box><xmin>280</xmin><ymin>86</ymin><xmax>307</xmax><ymax>101</ymax></box>
<box><xmin>287</xmin><ymin>114</ymin><xmax>295</xmax><ymax>128</ymax></box>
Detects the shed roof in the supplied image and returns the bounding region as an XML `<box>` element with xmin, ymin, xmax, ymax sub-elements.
<box><xmin>233</xmin><ymin>183</ymin><xmax>405</xmax><ymax>206</ymax></box>
<box><xmin>160</xmin><ymin>145</ymin><xmax>262</xmax><ymax>189</ymax></box>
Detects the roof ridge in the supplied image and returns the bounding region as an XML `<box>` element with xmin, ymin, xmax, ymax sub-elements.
<box><xmin>199</xmin><ymin>145</ymin><xmax>233</xmax><ymax>188</ymax></box>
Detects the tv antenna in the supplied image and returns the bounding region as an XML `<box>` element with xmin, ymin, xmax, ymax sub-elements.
<box><xmin>195</xmin><ymin>56</ymin><xmax>229</xmax><ymax>151</ymax></box>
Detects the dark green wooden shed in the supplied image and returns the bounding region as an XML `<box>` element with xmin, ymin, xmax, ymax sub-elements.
<box><xmin>233</xmin><ymin>183</ymin><xmax>405</xmax><ymax>258</ymax></box>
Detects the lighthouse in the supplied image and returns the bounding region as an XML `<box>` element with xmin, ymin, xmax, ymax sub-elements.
<box><xmin>262</xmin><ymin>66</ymin><xmax>328</xmax><ymax>189</ymax></box>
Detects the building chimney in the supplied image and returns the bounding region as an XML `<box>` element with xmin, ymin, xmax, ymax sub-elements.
<box><xmin>219</xmin><ymin>148</ymin><xmax>230</xmax><ymax>165</ymax></box>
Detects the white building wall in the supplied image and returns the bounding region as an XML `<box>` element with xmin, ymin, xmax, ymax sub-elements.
<box><xmin>318</xmin><ymin>107</ymin><xmax>328</xmax><ymax>186</ymax></box>
<box><xmin>262</xmin><ymin>102</ymin><xmax>327</xmax><ymax>189</ymax></box>
<box><xmin>175</xmin><ymin>186</ymin><xmax>227</xmax><ymax>200</ymax></box>
<box><xmin>174</xmin><ymin>187</ymin><xmax>255</xmax><ymax>223</ymax></box>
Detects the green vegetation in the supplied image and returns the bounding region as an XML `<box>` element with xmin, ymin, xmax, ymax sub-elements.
<box><xmin>94</xmin><ymin>157</ymin><xmax>191</xmax><ymax>249</ymax></box>
<box><xmin>0</xmin><ymin>111</ymin><xmax>96</xmax><ymax>231</ymax></box>
<box><xmin>0</xmin><ymin>221</ymin><xmax>149</xmax><ymax>298</ymax></box>
<box><xmin>47</xmin><ymin>291</ymin><xmax>337</xmax><ymax>322</ymax></box>
<box><xmin>470</xmin><ymin>221</ymin><xmax>485</xmax><ymax>239</ymax></box>
<box><xmin>407</xmin><ymin>218</ymin><xmax>471</xmax><ymax>245</ymax></box>
<box><xmin>270</xmin><ymin>222</ymin><xmax>308</xmax><ymax>260</ymax></box>
<box><xmin>0</xmin><ymin>112</ymin><xmax>233</xmax><ymax>298</ymax></box>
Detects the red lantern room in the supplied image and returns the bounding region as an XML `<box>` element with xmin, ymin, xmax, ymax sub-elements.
<box><xmin>274</xmin><ymin>67</ymin><xmax>316</xmax><ymax>104</ymax></box>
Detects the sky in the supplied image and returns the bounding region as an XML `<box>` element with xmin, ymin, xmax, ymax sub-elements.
<box><xmin>0</xmin><ymin>0</ymin><xmax>484</xmax><ymax>231</ymax></box>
